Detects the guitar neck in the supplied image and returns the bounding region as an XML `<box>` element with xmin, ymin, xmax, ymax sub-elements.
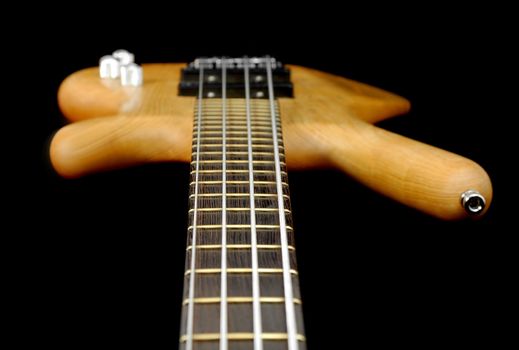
<box><xmin>180</xmin><ymin>58</ymin><xmax>306</xmax><ymax>350</ymax></box>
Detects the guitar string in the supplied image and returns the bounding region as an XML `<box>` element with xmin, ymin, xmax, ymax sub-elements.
<box><xmin>265</xmin><ymin>56</ymin><xmax>298</xmax><ymax>350</ymax></box>
<box><xmin>245</xmin><ymin>57</ymin><xmax>264</xmax><ymax>350</ymax></box>
<box><xmin>185</xmin><ymin>64</ymin><xmax>205</xmax><ymax>350</ymax></box>
<box><xmin>219</xmin><ymin>58</ymin><xmax>228</xmax><ymax>350</ymax></box>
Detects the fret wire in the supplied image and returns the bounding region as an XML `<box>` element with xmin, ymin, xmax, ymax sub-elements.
<box><xmin>196</xmin><ymin>104</ymin><xmax>279</xmax><ymax>108</ymax></box>
<box><xmin>180</xmin><ymin>332</ymin><xmax>306</xmax><ymax>342</ymax></box>
<box><xmin>198</xmin><ymin>126</ymin><xmax>280</xmax><ymax>131</ymax></box>
<box><xmin>198</xmin><ymin>104</ymin><xmax>279</xmax><ymax>108</ymax></box>
<box><xmin>245</xmin><ymin>57</ymin><xmax>263</xmax><ymax>350</ymax></box>
<box><xmin>196</xmin><ymin>109</ymin><xmax>280</xmax><ymax>112</ymax></box>
<box><xmin>191</xmin><ymin>151</ymin><xmax>276</xmax><ymax>156</ymax></box>
<box><xmin>188</xmin><ymin>208</ymin><xmax>291</xmax><ymax>213</ymax></box>
<box><xmin>185</xmin><ymin>65</ymin><xmax>205</xmax><ymax>350</ymax></box>
<box><xmin>196</xmin><ymin>116</ymin><xmax>277</xmax><ymax>120</ymax></box>
<box><xmin>192</xmin><ymin>137</ymin><xmax>275</xmax><ymax>141</ymax></box>
<box><xmin>196</xmin><ymin>109</ymin><xmax>280</xmax><ymax>113</ymax></box>
<box><xmin>194</xmin><ymin>124</ymin><xmax>281</xmax><ymax>128</ymax></box>
<box><xmin>189</xmin><ymin>181</ymin><xmax>288</xmax><ymax>185</ymax></box>
<box><xmin>192</xmin><ymin>144</ymin><xmax>285</xmax><ymax>149</ymax></box>
<box><xmin>196</xmin><ymin>107</ymin><xmax>278</xmax><ymax>110</ymax></box>
<box><xmin>182</xmin><ymin>297</ymin><xmax>302</xmax><ymax>305</ymax></box>
<box><xmin>197</xmin><ymin>100</ymin><xmax>279</xmax><ymax>104</ymax></box>
<box><xmin>195</xmin><ymin>131</ymin><xmax>275</xmax><ymax>136</ymax></box>
<box><xmin>266</xmin><ymin>56</ymin><xmax>298</xmax><ymax>350</ymax></box>
<box><xmin>197</xmin><ymin>108</ymin><xmax>279</xmax><ymax>111</ymax></box>
<box><xmin>197</xmin><ymin>109</ymin><xmax>280</xmax><ymax>112</ymax></box>
<box><xmin>184</xmin><ymin>268</ymin><xmax>298</xmax><ymax>275</ymax></box>
<box><xmin>195</xmin><ymin>118</ymin><xmax>280</xmax><ymax>121</ymax></box>
<box><xmin>195</xmin><ymin>118</ymin><xmax>280</xmax><ymax>122</ymax></box>
<box><xmin>191</xmin><ymin>160</ymin><xmax>286</xmax><ymax>165</ymax></box>
<box><xmin>189</xmin><ymin>193</ymin><xmax>290</xmax><ymax>198</ymax></box>
<box><xmin>188</xmin><ymin>224</ymin><xmax>293</xmax><ymax>230</ymax></box>
<box><xmin>198</xmin><ymin>106</ymin><xmax>279</xmax><ymax>109</ymax></box>
<box><xmin>197</xmin><ymin>113</ymin><xmax>280</xmax><ymax>116</ymax></box>
<box><xmin>186</xmin><ymin>244</ymin><xmax>296</xmax><ymax>251</ymax></box>
<box><xmin>194</xmin><ymin>123</ymin><xmax>279</xmax><ymax>127</ymax></box>
<box><xmin>191</xmin><ymin>170</ymin><xmax>287</xmax><ymax>175</ymax></box>
<box><xmin>219</xmin><ymin>58</ymin><xmax>228</xmax><ymax>350</ymax></box>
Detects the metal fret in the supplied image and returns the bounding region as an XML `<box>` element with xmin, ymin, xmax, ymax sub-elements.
<box><xmin>198</xmin><ymin>126</ymin><xmax>280</xmax><ymax>131</ymax></box>
<box><xmin>188</xmin><ymin>208</ymin><xmax>290</xmax><ymax>213</ymax></box>
<box><xmin>180</xmin><ymin>333</ymin><xmax>306</xmax><ymax>342</ymax></box>
<box><xmin>185</xmin><ymin>268</ymin><xmax>298</xmax><ymax>275</ymax></box>
<box><xmin>190</xmin><ymin>181</ymin><xmax>287</xmax><ymax>185</ymax></box>
<box><xmin>191</xmin><ymin>151</ymin><xmax>275</xmax><ymax>155</ymax></box>
<box><xmin>186</xmin><ymin>244</ymin><xmax>296</xmax><ymax>251</ymax></box>
<box><xmin>192</xmin><ymin>137</ymin><xmax>275</xmax><ymax>142</ymax></box>
<box><xmin>183</xmin><ymin>297</ymin><xmax>302</xmax><ymax>305</ymax></box>
<box><xmin>193</xmin><ymin>144</ymin><xmax>285</xmax><ymax>149</ymax></box>
<box><xmin>192</xmin><ymin>161</ymin><xmax>286</xmax><ymax>166</ymax></box>
<box><xmin>192</xmin><ymin>170</ymin><xmax>287</xmax><ymax>175</ymax></box>
<box><xmin>189</xmin><ymin>193</ymin><xmax>290</xmax><ymax>198</ymax></box>
<box><xmin>188</xmin><ymin>225</ymin><xmax>294</xmax><ymax>230</ymax></box>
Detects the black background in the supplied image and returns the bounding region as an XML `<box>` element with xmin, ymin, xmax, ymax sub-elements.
<box><xmin>17</xmin><ymin>4</ymin><xmax>512</xmax><ymax>348</ymax></box>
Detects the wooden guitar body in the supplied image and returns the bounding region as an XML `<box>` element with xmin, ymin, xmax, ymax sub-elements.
<box><xmin>51</xmin><ymin>63</ymin><xmax>492</xmax><ymax>220</ymax></box>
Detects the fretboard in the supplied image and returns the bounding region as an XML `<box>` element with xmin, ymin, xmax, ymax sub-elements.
<box><xmin>179</xmin><ymin>58</ymin><xmax>305</xmax><ymax>350</ymax></box>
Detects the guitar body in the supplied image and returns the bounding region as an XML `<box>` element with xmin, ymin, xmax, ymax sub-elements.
<box><xmin>52</xmin><ymin>63</ymin><xmax>492</xmax><ymax>220</ymax></box>
<box><xmin>48</xmin><ymin>55</ymin><xmax>494</xmax><ymax>349</ymax></box>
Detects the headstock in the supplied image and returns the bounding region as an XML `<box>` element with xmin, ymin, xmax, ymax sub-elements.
<box><xmin>50</xmin><ymin>51</ymin><xmax>492</xmax><ymax>220</ymax></box>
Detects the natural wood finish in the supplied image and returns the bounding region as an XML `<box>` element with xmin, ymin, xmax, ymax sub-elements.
<box><xmin>50</xmin><ymin>63</ymin><xmax>492</xmax><ymax>219</ymax></box>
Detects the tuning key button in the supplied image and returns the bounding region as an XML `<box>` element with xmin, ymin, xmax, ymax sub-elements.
<box><xmin>120</xmin><ymin>63</ymin><xmax>143</xmax><ymax>87</ymax></box>
<box><xmin>113</xmin><ymin>49</ymin><xmax>135</xmax><ymax>65</ymax></box>
<box><xmin>99</xmin><ymin>55</ymin><xmax>120</xmax><ymax>79</ymax></box>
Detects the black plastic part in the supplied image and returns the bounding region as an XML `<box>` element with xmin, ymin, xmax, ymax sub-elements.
<box><xmin>178</xmin><ymin>67</ymin><xmax>293</xmax><ymax>98</ymax></box>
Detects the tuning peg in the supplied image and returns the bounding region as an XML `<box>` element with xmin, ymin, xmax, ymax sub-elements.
<box><xmin>120</xmin><ymin>63</ymin><xmax>143</xmax><ymax>87</ymax></box>
<box><xmin>113</xmin><ymin>49</ymin><xmax>135</xmax><ymax>65</ymax></box>
<box><xmin>99</xmin><ymin>55</ymin><xmax>120</xmax><ymax>79</ymax></box>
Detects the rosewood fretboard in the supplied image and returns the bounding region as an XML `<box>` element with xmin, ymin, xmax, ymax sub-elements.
<box><xmin>179</xmin><ymin>58</ymin><xmax>305</xmax><ymax>350</ymax></box>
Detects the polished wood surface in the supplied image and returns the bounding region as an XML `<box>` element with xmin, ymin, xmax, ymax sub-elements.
<box><xmin>50</xmin><ymin>63</ymin><xmax>492</xmax><ymax>219</ymax></box>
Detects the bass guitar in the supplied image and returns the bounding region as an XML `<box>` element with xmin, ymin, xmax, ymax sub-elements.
<box><xmin>50</xmin><ymin>52</ymin><xmax>492</xmax><ymax>350</ymax></box>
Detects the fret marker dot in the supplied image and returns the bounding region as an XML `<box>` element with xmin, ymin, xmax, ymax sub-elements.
<box><xmin>256</xmin><ymin>91</ymin><xmax>265</xmax><ymax>98</ymax></box>
<box><xmin>208</xmin><ymin>75</ymin><xmax>217</xmax><ymax>82</ymax></box>
<box><xmin>207</xmin><ymin>91</ymin><xmax>216</xmax><ymax>98</ymax></box>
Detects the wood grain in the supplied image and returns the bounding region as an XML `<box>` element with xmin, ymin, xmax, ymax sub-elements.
<box><xmin>51</xmin><ymin>63</ymin><xmax>492</xmax><ymax>219</ymax></box>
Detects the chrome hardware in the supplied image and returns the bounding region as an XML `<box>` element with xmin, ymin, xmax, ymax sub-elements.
<box><xmin>99</xmin><ymin>55</ymin><xmax>120</xmax><ymax>79</ymax></box>
<box><xmin>460</xmin><ymin>190</ymin><xmax>486</xmax><ymax>215</ymax></box>
<box><xmin>99</xmin><ymin>49</ymin><xmax>142</xmax><ymax>86</ymax></box>
<box><xmin>192</xmin><ymin>57</ymin><xmax>281</xmax><ymax>69</ymax></box>
<box><xmin>120</xmin><ymin>63</ymin><xmax>143</xmax><ymax>87</ymax></box>
<box><xmin>113</xmin><ymin>49</ymin><xmax>134</xmax><ymax>65</ymax></box>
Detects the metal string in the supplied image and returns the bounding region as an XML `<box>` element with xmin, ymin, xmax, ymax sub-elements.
<box><xmin>245</xmin><ymin>57</ymin><xmax>264</xmax><ymax>350</ymax></box>
<box><xmin>185</xmin><ymin>64</ymin><xmax>205</xmax><ymax>350</ymax></box>
<box><xmin>219</xmin><ymin>58</ymin><xmax>229</xmax><ymax>350</ymax></box>
<box><xmin>265</xmin><ymin>56</ymin><xmax>298</xmax><ymax>350</ymax></box>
